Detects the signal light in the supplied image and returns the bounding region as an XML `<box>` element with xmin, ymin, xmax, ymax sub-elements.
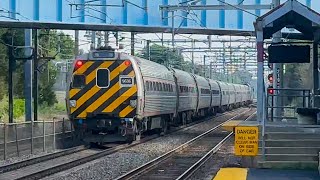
<box><xmin>75</xmin><ymin>60</ymin><xmax>83</xmax><ymax>68</ymax></box>
<box><xmin>124</xmin><ymin>60</ymin><xmax>131</xmax><ymax>66</ymax></box>
<box><xmin>268</xmin><ymin>73</ymin><xmax>273</xmax><ymax>83</ymax></box>
<box><xmin>267</xmin><ymin>85</ymin><xmax>274</xmax><ymax>94</ymax></box>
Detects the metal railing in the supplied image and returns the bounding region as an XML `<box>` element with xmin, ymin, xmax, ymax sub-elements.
<box><xmin>267</xmin><ymin>88</ymin><xmax>311</xmax><ymax>122</ymax></box>
<box><xmin>0</xmin><ymin>118</ymin><xmax>75</xmax><ymax>160</ymax></box>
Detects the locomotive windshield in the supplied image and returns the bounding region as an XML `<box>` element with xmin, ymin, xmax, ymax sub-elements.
<box><xmin>72</xmin><ymin>75</ymin><xmax>85</xmax><ymax>88</ymax></box>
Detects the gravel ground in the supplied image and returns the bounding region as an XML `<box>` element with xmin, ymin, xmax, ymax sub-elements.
<box><xmin>0</xmin><ymin>149</ymin><xmax>59</xmax><ymax>166</ymax></box>
<box><xmin>0</xmin><ymin>137</ymin><xmax>81</xmax><ymax>166</ymax></box>
<box><xmin>189</xmin><ymin>113</ymin><xmax>257</xmax><ymax>180</ymax></box>
<box><xmin>42</xmin><ymin>108</ymin><xmax>250</xmax><ymax>180</ymax></box>
<box><xmin>189</xmin><ymin>136</ymin><xmax>241</xmax><ymax>180</ymax></box>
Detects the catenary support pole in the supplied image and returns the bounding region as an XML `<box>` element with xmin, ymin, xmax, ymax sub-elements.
<box><xmin>33</xmin><ymin>29</ymin><xmax>38</xmax><ymax>122</ymax></box>
<box><xmin>104</xmin><ymin>31</ymin><xmax>109</xmax><ymax>46</ymax></box>
<box><xmin>131</xmin><ymin>32</ymin><xmax>135</xmax><ymax>55</ymax></box>
<box><xmin>203</xmin><ymin>55</ymin><xmax>206</xmax><ymax>77</ymax></box>
<box><xmin>192</xmin><ymin>39</ymin><xmax>195</xmax><ymax>74</ymax></box>
<box><xmin>24</xmin><ymin>29</ymin><xmax>33</xmax><ymax>122</ymax></box>
<box><xmin>74</xmin><ymin>30</ymin><xmax>79</xmax><ymax>56</ymax></box>
<box><xmin>146</xmin><ymin>40</ymin><xmax>150</xmax><ymax>61</ymax></box>
<box><xmin>8</xmin><ymin>35</ymin><xmax>14</xmax><ymax>124</ymax></box>
<box><xmin>210</xmin><ymin>62</ymin><xmax>213</xmax><ymax>79</ymax></box>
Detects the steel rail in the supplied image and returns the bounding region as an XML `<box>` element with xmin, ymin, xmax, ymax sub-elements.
<box><xmin>0</xmin><ymin>145</ymin><xmax>87</xmax><ymax>173</ymax></box>
<box><xmin>2</xmin><ymin>108</ymin><xmax>247</xmax><ymax>180</ymax></box>
<box><xmin>176</xmin><ymin>111</ymin><xmax>257</xmax><ymax>180</ymax></box>
<box><xmin>115</xmin><ymin>108</ymin><xmax>254</xmax><ymax>180</ymax></box>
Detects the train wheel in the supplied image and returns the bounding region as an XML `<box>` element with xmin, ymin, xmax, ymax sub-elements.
<box><xmin>162</xmin><ymin>119</ymin><xmax>168</xmax><ymax>135</ymax></box>
<box><xmin>187</xmin><ymin>112</ymin><xmax>192</xmax><ymax>123</ymax></box>
<box><xmin>182</xmin><ymin>112</ymin><xmax>187</xmax><ymax>125</ymax></box>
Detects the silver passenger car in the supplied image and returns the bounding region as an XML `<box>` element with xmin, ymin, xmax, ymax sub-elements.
<box><xmin>137</xmin><ymin>58</ymin><xmax>177</xmax><ymax>119</ymax></box>
<box><xmin>208</xmin><ymin>79</ymin><xmax>221</xmax><ymax>113</ymax></box>
<box><xmin>193</xmin><ymin>74</ymin><xmax>211</xmax><ymax>116</ymax></box>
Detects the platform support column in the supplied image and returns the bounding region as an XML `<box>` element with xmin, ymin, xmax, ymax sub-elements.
<box><xmin>272</xmin><ymin>0</ymin><xmax>283</xmax><ymax>122</ymax></box>
<box><xmin>272</xmin><ymin>31</ymin><xmax>282</xmax><ymax>122</ymax></box>
<box><xmin>256</xmin><ymin>29</ymin><xmax>264</xmax><ymax>124</ymax></box>
<box><xmin>313</xmin><ymin>30</ymin><xmax>320</xmax><ymax>107</ymax></box>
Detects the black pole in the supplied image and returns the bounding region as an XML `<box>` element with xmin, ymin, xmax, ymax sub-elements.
<box><xmin>33</xmin><ymin>29</ymin><xmax>38</xmax><ymax>121</ymax></box>
<box><xmin>210</xmin><ymin>62</ymin><xmax>212</xmax><ymax>79</ymax></box>
<box><xmin>8</xmin><ymin>42</ymin><xmax>14</xmax><ymax>123</ymax></box>
<box><xmin>131</xmin><ymin>32</ymin><xmax>134</xmax><ymax>56</ymax></box>
<box><xmin>146</xmin><ymin>40</ymin><xmax>150</xmax><ymax>61</ymax></box>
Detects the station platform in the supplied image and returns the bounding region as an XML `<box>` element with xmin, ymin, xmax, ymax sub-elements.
<box><xmin>213</xmin><ymin>168</ymin><xmax>320</xmax><ymax>180</ymax></box>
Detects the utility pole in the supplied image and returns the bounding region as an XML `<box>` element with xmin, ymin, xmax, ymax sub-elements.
<box><xmin>74</xmin><ymin>30</ymin><xmax>79</xmax><ymax>56</ymax></box>
<box><xmin>131</xmin><ymin>32</ymin><xmax>135</xmax><ymax>55</ymax></box>
<box><xmin>8</xmin><ymin>35</ymin><xmax>14</xmax><ymax>123</ymax></box>
<box><xmin>104</xmin><ymin>31</ymin><xmax>109</xmax><ymax>46</ymax></box>
<box><xmin>24</xmin><ymin>29</ymin><xmax>33</xmax><ymax>122</ymax></box>
<box><xmin>171</xmin><ymin>11</ymin><xmax>175</xmax><ymax>48</ymax></box>
<box><xmin>97</xmin><ymin>31</ymin><xmax>102</xmax><ymax>47</ymax></box>
<box><xmin>210</xmin><ymin>62</ymin><xmax>213</xmax><ymax>79</ymax></box>
<box><xmin>115</xmin><ymin>32</ymin><xmax>119</xmax><ymax>47</ymax></box>
<box><xmin>222</xmin><ymin>42</ymin><xmax>227</xmax><ymax>81</ymax></box>
<box><xmin>33</xmin><ymin>29</ymin><xmax>39</xmax><ymax>122</ymax></box>
<box><xmin>192</xmin><ymin>39</ymin><xmax>195</xmax><ymax>74</ymax></box>
<box><xmin>203</xmin><ymin>55</ymin><xmax>206</xmax><ymax>77</ymax></box>
<box><xmin>91</xmin><ymin>31</ymin><xmax>96</xmax><ymax>50</ymax></box>
<box><xmin>146</xmin><ymin>40</ymin><xmax>151</xmax><ymax>60</ymax></box>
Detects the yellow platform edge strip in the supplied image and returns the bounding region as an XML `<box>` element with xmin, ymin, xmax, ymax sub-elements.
<box><xmin>221</xmin><ymin>120</ymin><xmax>243</xmax><ymax>132</ymax></box>
<box><xmin>213</xmin><ymin>168</ymin><xmax>248</xmax><ymax>180</ymax></box>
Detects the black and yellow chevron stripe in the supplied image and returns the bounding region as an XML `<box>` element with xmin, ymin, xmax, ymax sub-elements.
<box><xmin>69</xmin><ymin>60</ymin><xmax>137</xmax><ymax>119</ymax></box>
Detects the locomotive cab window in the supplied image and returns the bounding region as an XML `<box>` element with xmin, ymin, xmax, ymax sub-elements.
<box><xmin>72</xmin><ymin>75</ymin><xmax>85</xmax><ymax>88</ymax></box>
<box><xmin>97</xmin><ymin>69</ymin><xmax>110</xmax><ymax>87</ymax></box>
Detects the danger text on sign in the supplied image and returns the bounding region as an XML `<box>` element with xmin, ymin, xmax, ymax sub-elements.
<box><xmin>234</xmin><ymin>126</ymin><xmax>258</xmax><ymax>156</ymax></box>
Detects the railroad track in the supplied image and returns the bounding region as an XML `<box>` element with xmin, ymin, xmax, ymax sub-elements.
<box><xmin>0</xmin><ymin>107</ymin><xmax>250</xmax><ymax>180</ymax></box>
<box><xmin>115</xmin><ymin>108</ymin><xmax>256</xmax><ymax>180</ymax></box>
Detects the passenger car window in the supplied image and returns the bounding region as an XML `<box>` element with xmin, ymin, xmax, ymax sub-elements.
<box><xmin>153</xmin><ymin>82</ymin><xmax>156</xmax><ymax>91</ymax></box>
<box><xmin>72</xmin><ymin>75</ymin><xmax>85</xmax><ymax>88</ymax></box>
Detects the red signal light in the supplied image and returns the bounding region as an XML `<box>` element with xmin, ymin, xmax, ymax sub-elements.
<box><xmin>267</xmin><ymin>86</ymin><xmax>274</xmax><ymax>94</ymax></box>
<box><xmin>124</xmin><ymin>60</ymin><xmax>131</xmax><ymax>66</ymax></box>
<box><xmin>269</xmin><ymin>89</ymin><xmax>273</xmax><ymax>94</ymax></box>
<box><xmin>75</xmin><ymin>60</ymin><xmax>83</xmax><ymax>68</ymax></box>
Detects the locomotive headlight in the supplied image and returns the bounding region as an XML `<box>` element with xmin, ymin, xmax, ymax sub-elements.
<box><xmin>70</xmin><ymin>100</ymin><xmax>77</xmax><ymax>107</ymax></box>
<box><xmin>130</xmin><ymin>100</ymin><xmax>137</xmax><ymax>108</ymax></box>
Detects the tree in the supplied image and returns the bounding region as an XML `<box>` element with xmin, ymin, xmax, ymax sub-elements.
<box><xmin>138</xmin><ymin>44</ymin><xmax>185</xmax><ymax>70</ymax></box>
<box><xmin>37</xmin><ymin>30</ymin><xmax>74</xmax><ymax>106</ymax></box>
<box><xmin>232</xmin><ymin>70</ymin><xmax>253</xmax><ymax>84</ymax></box>
<box><xmin>0</xmin><ymin>29</ymin><xmax>75</xmax><ymax>106</ymax></box>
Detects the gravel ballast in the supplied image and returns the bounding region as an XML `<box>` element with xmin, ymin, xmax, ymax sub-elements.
<box><xmin>188</xmin><ymin>136</ymin><xmax>241</xmax><ymax>180</ymax></box>
<box><xmin>42</xmin><ymin>108</ymin><xmax>249</xmax><ymax>180</ymax></box>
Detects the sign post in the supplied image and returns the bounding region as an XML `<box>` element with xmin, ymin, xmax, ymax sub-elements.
<box><xmin>235</xmin><ymin>126</ymin><xmax>259</xmax><ymax>156</ymax></box>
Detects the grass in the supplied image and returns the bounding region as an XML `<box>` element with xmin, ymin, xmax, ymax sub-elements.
<box><xmin>0</xmin><ymin>91</ymin><xmax>68</xmax><ymax>123</ymax></box>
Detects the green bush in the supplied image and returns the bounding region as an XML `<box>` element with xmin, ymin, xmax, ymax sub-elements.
<box><xmin>0</xmin><ymin>96</ymin><xmax>9</xmax><ymax>121</ymax></box>
<box><xmin>54</xmin><ymin>103</ymin><xmax>66</xmax><ymax>111</ymax></box>
<box><xmin>13</xmin><ymin>99</ymin><xmax>25</xmax><ymax>119</ymax></box>
<box><xmin>0</xmin><ymin>96</ymin><xmax>25</xmax><ymax>122</ymax></box>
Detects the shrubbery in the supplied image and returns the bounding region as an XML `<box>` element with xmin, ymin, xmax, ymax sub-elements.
<box><xmin>0</xmin><ymin>96</ymin><xmax>25</xmax><ymax>122</ymax></box>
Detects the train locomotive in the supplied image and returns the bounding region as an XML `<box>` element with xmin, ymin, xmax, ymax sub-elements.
<box><xmin>66</xmin><ymin>47</ymin><xmax>254</xmax><ymax>143</ymax></box>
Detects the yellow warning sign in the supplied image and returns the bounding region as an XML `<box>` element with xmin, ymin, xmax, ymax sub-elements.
<box><xmin>234</xmin><ymin>126</ymin><xmax>258</xmax><ymax>156</ymax></box>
